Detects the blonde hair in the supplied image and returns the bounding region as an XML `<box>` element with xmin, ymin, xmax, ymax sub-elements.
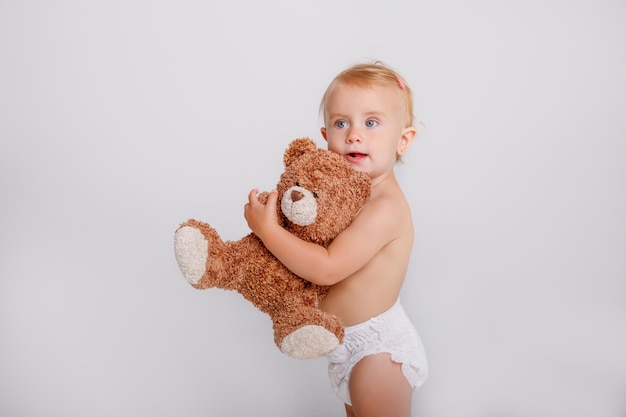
<box><xmin>319</xmin><ymin>61</ymin><xmax>415</xmax><ymax>128</ymax></box>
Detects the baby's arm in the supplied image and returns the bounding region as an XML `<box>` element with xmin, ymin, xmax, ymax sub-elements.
<box><xmin>244</xmin><ymin>189</ymin><xmax>399</xmax><ymax>286</ymax></box>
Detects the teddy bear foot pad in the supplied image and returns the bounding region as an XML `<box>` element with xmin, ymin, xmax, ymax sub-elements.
<box><xmin>281</xmin><ymin>325</ymin><xmax>339</xmax><ymax>359</ymax></box>
<box><xmin>174</xmin><ymin>226</ymin><xmax>208</xmax><ymax>285</ymax></box>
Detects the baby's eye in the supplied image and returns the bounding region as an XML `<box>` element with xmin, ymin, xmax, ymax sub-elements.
<box><xmin>335</xmin><ymin>120</ymin><xmax>348</xmax><ymax>129</ymax></box>
<box><xmin>365</xmin><ymin>119</ymin><xmax>378</xmax><ymax>127</ymax></box>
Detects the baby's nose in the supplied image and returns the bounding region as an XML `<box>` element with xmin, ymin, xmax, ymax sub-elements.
<box><xmin>347</xmin><ymin>130</ymin><xmax>362</xmax><ymax>142</ymax></box>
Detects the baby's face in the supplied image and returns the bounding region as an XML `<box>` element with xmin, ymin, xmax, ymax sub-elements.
<box><xmin>321</xmin><ymin>84</ymin><xmax>412</xmax><ymax>181</ymax></box>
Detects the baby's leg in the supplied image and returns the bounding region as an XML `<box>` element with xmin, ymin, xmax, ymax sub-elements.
<box><xmin>348</xmin><ymin>353</ymin><xmax>412</xmax><ymax>417</ymax></box>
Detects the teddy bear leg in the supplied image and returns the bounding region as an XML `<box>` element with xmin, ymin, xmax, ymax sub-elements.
<box><xmin>174</xmin><ymin>225</ymin><xmax>209</xmax><ymax>286</ymax></box>
<box><xmin>274</xmin><ymin>307</ymin><xmax>344</xmax><ymax>359</ymax></box>
<box><xmin>281</xmin><ymin>325</ymin><xmax>340</xmax><ymax>359</ymax></box>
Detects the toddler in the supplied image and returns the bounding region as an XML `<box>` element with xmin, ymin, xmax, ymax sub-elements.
<box><xmin>245</xmin><ymin>62</ymin><xmax>428</xmax><ymax>417</ymax></box>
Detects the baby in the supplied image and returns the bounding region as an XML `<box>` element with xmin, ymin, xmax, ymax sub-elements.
<box><xmin>245</xmin><ymin>62</ymin><xmax>428</xmax><ymax>417</ymax></box>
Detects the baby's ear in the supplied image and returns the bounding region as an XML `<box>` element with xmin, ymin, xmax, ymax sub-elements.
<box><xmin>257</xmin><ymin>191</ymin><xmax>270</xmax><ymax>205</ymax></box>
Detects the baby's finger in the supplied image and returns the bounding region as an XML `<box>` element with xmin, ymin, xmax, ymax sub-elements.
<box><xmin>266</xmin><ymin>189</ymin><xmax>279</xmax><ymax>208</ymax></box>
<box><xmin>247</xmin><ymin>188</ymin><xmax>260</xmax><ymax>204</ymax></box>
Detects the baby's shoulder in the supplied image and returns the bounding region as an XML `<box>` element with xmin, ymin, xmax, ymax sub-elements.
<box><xmin>358</xmin><ymin>190</ymin><xmax>410</xmax><ymax>226</ymax></box>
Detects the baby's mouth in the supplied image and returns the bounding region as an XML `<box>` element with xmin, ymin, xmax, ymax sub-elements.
<box><xmin>347</xmin><ymin>152</ymin><xmax>367</xmax><ymax>161</ymax></box>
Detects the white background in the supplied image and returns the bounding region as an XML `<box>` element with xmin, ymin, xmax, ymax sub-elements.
<box><xmin>1</xmin><ymin>1</ymin><xmax>625</xmax><ymax>416</ymax></box>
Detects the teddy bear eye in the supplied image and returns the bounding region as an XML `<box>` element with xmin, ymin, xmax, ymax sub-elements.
<box><xmin>295</xmin><ymin>182</ymin><xmax>300</xmax><ymax>187</ymax></box>
<box><xmin>313</xmin><ymin>192</ymin><xmax>318</xmax><ymax>199</ymax></box>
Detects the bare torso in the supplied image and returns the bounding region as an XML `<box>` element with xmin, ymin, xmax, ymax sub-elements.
<box><xmin>319</xmin><ymin>173</ymin><xmax>414</xmax><ymax>327</ymax></box>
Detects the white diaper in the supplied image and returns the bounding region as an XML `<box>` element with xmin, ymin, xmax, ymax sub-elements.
<box><xmin>326</xmin><ymin>300</ymin><xmax>428</xmax><ymax>406</ymax></box>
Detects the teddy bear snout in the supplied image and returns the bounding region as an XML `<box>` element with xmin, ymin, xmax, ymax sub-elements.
<box><xmin>281</xmin><ymin>186</ymin><xmax>318</xmax><ymax>227</ymax></box>
<box><xmin>291</xmin><ymin>190</ymin><xmax>304</xmax><ymax>202</ymax></box>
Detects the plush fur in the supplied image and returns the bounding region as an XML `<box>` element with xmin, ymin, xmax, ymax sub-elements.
<box><xmin>174</xmin><ymin>138</ymin><xmax>371</xmax><ymax>359</ymax></box>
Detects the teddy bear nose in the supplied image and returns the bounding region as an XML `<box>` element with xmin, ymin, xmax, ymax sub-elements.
<box><xmin>291</xmin><ymin>190</ymin><xmax>304</xmax><ymax>202</ymax></box>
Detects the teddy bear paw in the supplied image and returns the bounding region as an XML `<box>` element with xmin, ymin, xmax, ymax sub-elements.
<box><xmin>174</xmin><ymin>226</ymin><xmax>208</xmax><ymax>285</ymax></box>
<box><xmin>280</xmin><ymin>325</ymin><xmax>340</xmax><ymax>360</ymax></box>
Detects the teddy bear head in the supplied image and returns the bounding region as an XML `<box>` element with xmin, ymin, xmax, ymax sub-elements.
<box><xmin>276</xmin><ymin>138</ymin><xmax>371</xmax><ymax>245</ymax></box>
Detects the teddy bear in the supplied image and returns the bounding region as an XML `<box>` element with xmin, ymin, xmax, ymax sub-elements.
<box><xmin>173</xmin><ymin>137</ymin><xmax>371</xmax><ymax>359</ymax></box>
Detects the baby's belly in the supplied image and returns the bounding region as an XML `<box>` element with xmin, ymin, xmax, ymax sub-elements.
<box><xmin>320</xmin><ymin>282</ymin><xmax>400</xmax><ymax>327</ymax></box>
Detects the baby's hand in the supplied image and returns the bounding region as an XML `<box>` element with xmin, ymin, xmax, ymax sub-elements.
<box><xmin>244</xmin><ymin>188</ymin><xmax>279</xmax><ymax>238</ymax></box>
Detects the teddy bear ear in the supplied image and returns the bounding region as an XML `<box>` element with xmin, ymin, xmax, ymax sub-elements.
<box><xmin>283</xmin><ymin>137</ymin><xmax>317</xmax><ymax>168</ymax></box>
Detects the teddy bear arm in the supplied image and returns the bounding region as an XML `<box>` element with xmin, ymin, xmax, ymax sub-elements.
<box><xmin>213</xmin><ymin>234</ymin><xmax>278</xmax><ymax>291</ymax></box>
<box><xmin>176</xmin><ymin>219</ymin><xmax>272</xmax><ymax>291</ymax></box>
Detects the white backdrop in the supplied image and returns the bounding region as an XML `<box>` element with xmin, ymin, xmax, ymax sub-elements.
<box><xmin>1</xmin><ymin>1</ymin><xmax>625</xmax><ymax>416</ymax></box>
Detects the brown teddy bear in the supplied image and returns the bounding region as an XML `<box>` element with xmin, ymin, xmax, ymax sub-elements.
<box><xmin>173</xmin><ymin>138</ymin><xmax>371</xmax><ymax>359</ymax></box>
